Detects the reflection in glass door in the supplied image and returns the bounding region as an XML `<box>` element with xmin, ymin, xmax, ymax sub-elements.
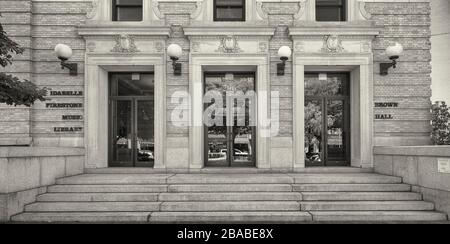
<box><xmin>304</xmin><ymin>73</ymin><xmax>350</xmax><ymax>167</ymax></box>
<box><xmin>109</xmin><ymin>73</ymin><xmax>154</xmax><ymax>167</ymax></box>
<box><xmin>204</xmin><ymin>73</ymin><xmax>256</xmax><ymax>167</ymax></box>
<box><xmin>111</xmin><ymin>100</ymin><xmax>133</xmax><ymax>165</ymax></box>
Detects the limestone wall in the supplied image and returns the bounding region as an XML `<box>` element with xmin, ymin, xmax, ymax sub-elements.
<box><xmin>0</xmin><ymin>147</ymin><xmax>84</xmax><ymax>220</ymax></box>
<box><xmin>374</xmin><ymin>146</ymin><xmax>450</xmax><ymax>216</ymax></box>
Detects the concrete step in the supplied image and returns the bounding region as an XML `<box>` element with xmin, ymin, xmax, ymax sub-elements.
<box><xmin>160</xmin><ymin>201</ymin><xmax>300</xmax><ymax>212</ymax></box>
<box><xmin>11</xmin><ymin>212</ymin><xmax>151</xmax><ymax>222</ymax></box>
<box><xmin>310</xmin><ymin>211</ymin><xmax>448</xmax><ymax>222</ymax></box>
<box><xmin>167</xmin><ymin>174</ymin><xmax>293</xmax><ymax>184</ymax></box>
<box><xmin>168</xmin><ymin>184</ymin><xmax>292</xmax><ymax>192</ymax></box>
<box><xmin>149</xmin><ymin>211</ymin><xmax>312</xmax><ymax>223</ymax></box>
<box><xmin>12</xmin><ymin>211</ymin><xmax>445</xmax><ymax>223</ymax></box>
<box><xmin>302</xmin><ymin>192</ymin><xmax>422</xmax><ymax>201</ymax></box>
<box><xmin>56</xmin><ymin>174</ymin><xmax>172</xmax><ymax>185</ymax></box>
<box><xmin>293</xmin><ymin>167</ymin><xmax>373</xmax><ymax>173</ymax></box>
<box><xmin>300</xmin><ymin>201</ymin><xmax>435</xmax><ymax>211</ymax></box>
<box><xmin>293</xmin><ymin>183</ymin><xmax>411</xmax><ymax>192</ymax></box>
<box><xmin>37</xmin><ymin>193</ymin><xmax>159</xmax><ymax>202</ymax></box>
<box><xmin>36</xmin><ymin>192</ymin><xmax>303</xmax><ymax>202</ymax></box>
<box><xmin>25</xmin><ymin>202</ymin><xmax>161</xmax><ymax>212</ymax></box>
<box><xmin>85</xmin><ymin>167</ymin><xmax>374</xmax><ymax>174</ymax></box>
<box><xmin>290</xmin><ymin>174</ymin><xmax>402</xmax><ymax>184</ymax></box>
<box><xmin>47</xmin><ymin>185</ymin><xmax>168</xmax><ymax>193</ymax></box>
<box><xmin>158</xmin><ymin>192</ymin><xmax>302</xmax><ymax>201</ymax></box>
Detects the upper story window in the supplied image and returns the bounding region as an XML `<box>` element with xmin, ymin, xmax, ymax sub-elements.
<box><xmin>112</xmin><ymin>0</ymin><xmax>143</xmax><ymax>21</ymax></box>
<box><xmin>316</xmin><ymin>0</ymin><xmax>347</xmax><ymax>22</ymax></box>
<box><xmin>214</xmin><ymin>0</ymin><xmax>246</xmax><ymax>22</ymax></box>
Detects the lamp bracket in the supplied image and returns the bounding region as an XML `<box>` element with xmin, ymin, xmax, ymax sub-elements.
<box><xmin>171</xmin><ymin>57</ymin><xmax>182</xmax><ymax>76</ymax></box>
<box><xmin>379</xmin><ymin>56</ymin><xmax>399</xmax><ymax>76</ymax></box>
<box><xmin>60</xmin><ymin>59</ymin><xmax>78</xmax><ymax>76</ymax></box>
<box><xmin>277</xmin><ymin>57</ymin><xmax>288</xmax><ymax>76</ymax></box>
<box><xmin>277</xmin><ymin>62</ymin><xmax>286</xmax><ymax>76</ymax></box>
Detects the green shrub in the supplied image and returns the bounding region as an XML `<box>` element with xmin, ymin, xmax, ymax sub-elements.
<box><xmin>1</xmin><ymin>18</ymin><xmax>47</xmax><ymax>106</ymax></box>
<box><xmin>431</xmin><ymin>101</ymin><xmax>450</xmax><ymax>145</ymax></box>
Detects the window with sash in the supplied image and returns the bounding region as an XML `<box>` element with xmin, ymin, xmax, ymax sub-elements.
<box><xmin>316</xmin><ymin>0</ymin><xmax>347</xmax><ymax>22</ymax></box>
<box><xmin>214</xmin><ymin>0</ymin><xmax>246</xmax><ymax>22</ymax></box>
<box><xmin>112</xmin><ymin>0</ymin><xmax>143</xmax><ymax>21</ymax></box>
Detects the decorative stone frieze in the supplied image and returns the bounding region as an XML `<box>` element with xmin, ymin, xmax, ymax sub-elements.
<box><xmin>154</xmin><ymin>41</ymin><xmax>165</xmax><ymax>53</ymax></box>
<box><xmin>111</xmin><ymin>35</ymin><xmax>140</xmax><ymax>53</ymax></box>
<box><xmin>215</xmin><ymin>36</ymin><xmax>243</xmax><ymax>54</ymax></box>
<box><xmin>321</xmin><ymin>35</ymin><xmax>345</xmax><ymax>53</ymax></box>
<box><xmin>258</xmin><ymin>41</ymin><xmax>269</xmax><ymax>53</ymax></box>
<box><xmin>191</xmin><ymin>42</ymin><xmax>201</xmax><ymax>53</ymax></box>
<box><xmin>290</xmin><ymin>22</ymin><xmax>380</xmax><ymax>54</ymax></box>
<box><xmin>183</xmin><ymin>26</ymin><xmax>275</xmax><ymax>54</ymax></box>
<box><xmin>152</xmin><ymin>0</ymin><xmax>204</xmax><ymax>20</ymax></box>
<box><xmin>78</xmin><ymin>23</ymin><xmax>171</xmax><ymax>54</ymax></box>
<box><xmin>256</xmin><ymin>0</ymin><xmax>306</xmax><ymax>20</ymax></box>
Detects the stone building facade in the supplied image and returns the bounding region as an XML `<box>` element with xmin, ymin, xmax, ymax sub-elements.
<box><xmin>0</xmin><ymin>0</ymin><xmax>434</xmax><ymax>171</ymax></box>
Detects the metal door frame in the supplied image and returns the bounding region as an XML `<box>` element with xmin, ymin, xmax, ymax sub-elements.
<box><xmin>203</xmin><ymin>72</ymin><xmax>257</xmax><ymax>167</ymax></box>
<box><xmin>108</xmin><ymin>72</ymin><xmax>154</xmax><ymax>167</ymax></box>
<box><xmin>305</xmin><ymin>72</ymin><xmax>351</xmax><ymax>167</ymax></box>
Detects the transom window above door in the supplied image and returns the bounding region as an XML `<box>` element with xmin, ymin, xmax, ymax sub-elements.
<box><xmin>214</xmin><ymin>0</ymin><xmax>246</xmax><ymax>22</ymax></box>
<box><xmin>112</xmin><ymin>0</ymin><xmax>143</xmax><ymax>21</ymax></box>
<box><xmin>316</xmin><ymin>0</ymin><xmax>347</xmax><ymax>22</ymax></box>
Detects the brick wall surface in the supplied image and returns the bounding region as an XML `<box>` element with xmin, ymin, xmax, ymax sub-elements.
<box><xmin>368</xmin><ymin>2</ymin><xmax>432</xmax><ymax>145</ymax></box>
<box><xmin>0</xmin><ymin>0</ymin><xmax>88</xmax><ymax>146</ymax></box>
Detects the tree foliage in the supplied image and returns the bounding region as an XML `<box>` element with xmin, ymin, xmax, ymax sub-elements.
<box><xmin>0</xmin><ymin>18</ymin><xmax>47</xmax><ymax>106</ymax></box>
<box><xmin>431</xmin><ymin>101</ymin><xmax>450</xmax><ymax>145</ymax></box>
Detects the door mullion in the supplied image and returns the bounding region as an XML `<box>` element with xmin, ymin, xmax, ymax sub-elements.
<box><xmin>132</xmin><ymin>99</ymin><xmax>137</xmax><ymax>167</ymax></box>
<box><xmin>323</xmin><ymin>98</ymin><xmax>328</xmax><ymax>167</ymax></box>
<box><xmin>228</xmin><ymin>126</ymin><xmax>233</xmax><ymax>167</ymax></box>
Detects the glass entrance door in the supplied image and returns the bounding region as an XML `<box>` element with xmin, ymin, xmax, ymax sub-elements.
<box><xmin>204</xmin><ymin>73</ymin><xmax>256</xmax><ymax>167</ymax></box>
<box><xmin>109</xmin><ymin>73</ymin><xmax>154</xmax><ymax>167</ymax></box>
<box><xmin>304</xmin><ymin>73</ymin><xmax>350</xmax><ymax>167</ymax></box>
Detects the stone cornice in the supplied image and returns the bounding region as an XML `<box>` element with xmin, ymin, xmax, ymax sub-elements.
<box><xmin>78</xmin><ymin>22</ymin><xmax>171</xmax><ymax>37</ymax></box>
<box><xmin>183</xmin><ymin>26</ymin><xmax>276</xmax><ymax>38</ymax></box>
<box><xmin>290</xmin><ymin>21</ymin><xmax>381</xmax><ymax>37</ymax></box>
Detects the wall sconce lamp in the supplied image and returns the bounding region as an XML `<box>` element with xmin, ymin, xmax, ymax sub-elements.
<box><xmin>380</xmin><ymin>42</ymin><xmax>403</xmax><ymax>76</ymax></box>
<box><xmin>277</xmin><ymin>46</ymin><xmax>292</xmax><ymax>76</ymax></box>
<box><xmin>167</xmin><ymin>44</ymin><xmax>183</xmax><ymax>76</ymax></box>
<box><xmin>54</xmin><ymin>44</ymin><xmax>78</xmax><ymax>76</ymax></box>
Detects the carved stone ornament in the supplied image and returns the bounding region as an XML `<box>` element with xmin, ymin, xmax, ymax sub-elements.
<box><xmin>256</xmin><ymin>1</ymin><xmax>268</xmax><ymax>19</ymax></box>
<box><xmin>190</xmin><ymin>0</ymin><xmax>204</xmax><ymax>20</ymax></box>
<box><xmin>154</xmin><ymin>42</ymin><xmax>164</xmax><ymax>53</ymax></box>
<box><xmin>111</xmin><ymin>35</ymin><xmax>140</xmax><ymax>53</ymax></box>
<box><xmin>358</xmin><ymin>1</ymin><xmax>372</xmax><ymax>20</ymax></box>
<box><xmin>321</xmin><ymin>35</ymin><xmax>345</xmax><ymax>53</ymax></box>
<box><xmin>361</xmin><ymin>41</ymin><xmax>371</xmax><ymax>53</ymax></box>
<box><xmin>192</xmin><ymin>42</ymin><xmax>200</xmax><ymax>53</ymax></box>
<box><xmin>153</xmin><ymin>0</ymin><xmax>204</xmax><ymax>20</ymax></box>
<box><xmin>86</xmin><ymin>0</ymin><xmax>98</xmax><ymax>19</ymax></box>
<box><xmin>257</xmin><ymin>0</ymin><xmax>306</xmax><ymax>20</ymax></box>
<box><xmin>294</xmin><ymin>42</ymin><xmax>305</xmax><ymax>53</ymax></box>
<box><xmin>259</xmin><ymin>42</ymin><xmax>268</xmax><ymax>53</ymax></box>
<box><xmin>216</xmin><ymin>36</ymin><xmax>243</xmax><ymax>54</ymax></box>
<box><xmin>293</xmin><ymin>0</ymin><xmax>306</xmax><ymax>20</ymax></box>
<box><xmin>87</xmin><ymin>42</ymin><xmax>96</xmax><ymax>52</ymax></box>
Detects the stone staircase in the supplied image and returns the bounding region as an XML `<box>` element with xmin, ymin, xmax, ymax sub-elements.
<box><xmin>11</xmin><ymin>171</ymin><xmax>448</xmax><ymax>223</ymax></box>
